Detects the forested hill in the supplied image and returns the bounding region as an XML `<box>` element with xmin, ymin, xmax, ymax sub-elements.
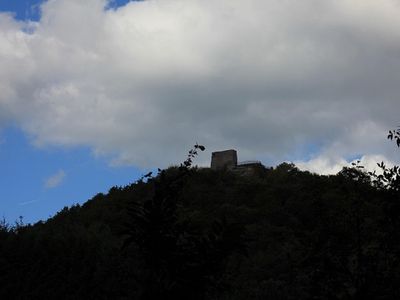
<box><xmin>1</xmin><ymin>161</ymin><xmax>400</xmax><ymax>299</ymax></box>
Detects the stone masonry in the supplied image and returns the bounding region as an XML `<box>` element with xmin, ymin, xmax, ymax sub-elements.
<box><xmin>211</xmin><ymin>149</ymin><xmax>238</xmax><ymax>170</ymax></box>
<box><xmin>211</xmin><ymin>149</ymin><xmax>264</xmax><ymax>175</ymax></box>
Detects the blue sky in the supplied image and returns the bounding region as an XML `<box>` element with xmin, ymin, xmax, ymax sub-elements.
<box><xmin>0</xmin><ymin>0</ymin><xmax>42</xmax><ymax>21</ymax></box>
<box><xmin>0</xmin><ymin>0</ymin><xmax>142</xmax><ymax>224</ymax></box>
<box><xmin>1</xmin><ymin>0</ymin><xmax>400</xmax><ymax>223</ymax></box>
<box><xmin>0</xmin><ymin>127</ymin><xmax>143</xmax><ymax>224</ymax></box>
<box><xmin>0</xmin><ymin>0</ymin><xmax>132</xmax><ymax>21</ymax></box>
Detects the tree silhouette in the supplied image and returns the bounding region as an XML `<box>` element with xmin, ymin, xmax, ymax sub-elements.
<box><xmin>123</xmin><ymin>144</ymin><xmax>247</xmax><ymax>299</ymax></box>
<box><xmin>388</xmin><ymin>128</ymin><xmax>400</xmax><ymax>148</ymax></box>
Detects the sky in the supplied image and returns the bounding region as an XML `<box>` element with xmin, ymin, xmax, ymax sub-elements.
<box><xmin>1</xmin><ymin>0</ymin><xmax>400</xmax><ymax>223</ymax></box>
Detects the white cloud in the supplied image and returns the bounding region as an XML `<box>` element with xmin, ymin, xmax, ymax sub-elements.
<box><xmin>18</xmin><ymin>199</ymin><xmax>38</xmax><ymax>206</ymax></box>
<box><xmin>354</xmin><ymin>154</ymin><xmax>396</xmax><ymax>175</ymax></box>
<box><xmin>296</xmin><ymin>153</ymin><xmax>396</xmax><ymax>175</ymax></box>
<box><xmin>44</xmin><ymin>170</ymin><xmax>66</xmax><ymax>189</ymax></box>
<box><xmin>1</xmin><ymin>0</ymin><xmax>400</xmax><ymax>169</ymax></box>
<box><xmin>295</xmin><ymin>155</ymin><xmax>349</xmax><ymax>175</ymax></box>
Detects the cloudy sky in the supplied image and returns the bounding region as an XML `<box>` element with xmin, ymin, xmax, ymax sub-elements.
<box><xmin>1</xmin><ymin>0</ymin><xmax>400</xmax><ymax>223</ymax></box>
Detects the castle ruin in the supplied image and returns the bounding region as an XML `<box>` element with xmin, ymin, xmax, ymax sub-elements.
<box><xmin>210</xmin><ymin>149</ymin><xmax>263</xmax><ymax>175</ymax></box>
<box><xmin>211</xmin><ymin>149</ymin><xmax>238</xmax><ymax>170</ymax></box>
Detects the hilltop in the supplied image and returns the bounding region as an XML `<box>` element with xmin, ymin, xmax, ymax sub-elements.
<box><xmin>0</xmin><ymin>158</ymin><xmax>399</xmax><ymax>299</ymax></box>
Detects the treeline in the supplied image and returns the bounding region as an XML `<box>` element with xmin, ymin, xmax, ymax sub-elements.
<box><xmin>1</xmin><ymin>154</ymin><xmax>400</xmax><ymax>299</ymax></box>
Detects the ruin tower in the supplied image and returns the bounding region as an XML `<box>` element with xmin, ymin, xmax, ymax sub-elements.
<box><xmin>211</xmin><ymin>149</ymin><xmax>238</xmax><ymax>170</ymax></box>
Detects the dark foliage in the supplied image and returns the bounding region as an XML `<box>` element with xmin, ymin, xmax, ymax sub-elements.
<box><xmin>388</xmin><ymin>128</ymin><xmax>400</xmax><ymax>148</ymax></box>
<box><xmin>122</xmin><ymin>144</ymin><xmax>246</xmax><ymax>299</ymax></box>
<box><xmin>1</xmin><ymin>145</ymin><xmax>400</xmax><ymax>299</ymax></box>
